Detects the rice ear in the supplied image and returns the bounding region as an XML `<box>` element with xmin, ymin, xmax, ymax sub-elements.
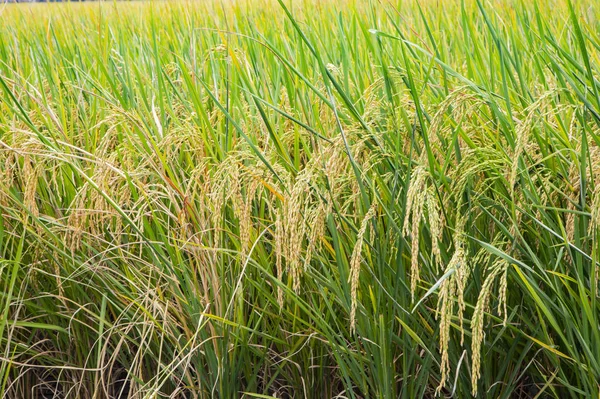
<box><xmin>349</xmin><ymin>202</ymin><xmax>377</xmax><ymax>334</ymax></box>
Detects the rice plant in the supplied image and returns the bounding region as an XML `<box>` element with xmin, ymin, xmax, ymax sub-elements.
<box><xmin>0</xmin><ymin>0</ymin><xmax>599</xmax><ymax>397</ymax></box>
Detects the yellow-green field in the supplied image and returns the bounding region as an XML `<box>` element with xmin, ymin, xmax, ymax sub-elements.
<box><xmin>1</xmin><ymin>0</ymin><xmax>600</xmax><ymax>397</ymax></box>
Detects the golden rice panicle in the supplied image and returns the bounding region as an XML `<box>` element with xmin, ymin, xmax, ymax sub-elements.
<box><xmin>0</xmin><ymin>153</ymin><xmax>16</xmax><ymax>208</ymax></box>
<box><xmin>67</xmin><ymin>184</ymin><xmax>89</xmax><ymax>253</ymax></box>
<box><xmin>403</xmin><ymin>165</ymin><xmax>428</xmax><ymax>300</ymax></box>
<box><xmin>231</xmin><ymin>160</ymin><xmax>244</xmax><ymax>233</ymax></box>
<box><xmin>470</xmin><ymin>261</ymin><xmax>500</xmax><ymax>396</ymax></box>
<box><xmin>304</xmin><ymin>200</ymin><xmax>328</xmax><ymax>270</ymax></box>
<box><xmin>22</xmin><ymin>155</ymin><xmax>40</xmax><ymax>219</ymax></box>
<box><xmin>436</xmin><ymin>260</ymin><xmax>456</xmax><ymax>394</ymax></box>
<box><xmin>322</xmin><ymin>136</ymin><xmax>350</xmax><ymax>198</ymax></box>
<box><xmin>428</xmin><ymin>88</ymin><xmax>469</xmax><ymax>159</ymax></box>
<box><xmin>427</xmin><ymin>186</ymin><xmax>444</xmax><ymax>271</ymax></box>
<box><xmin>349</xmin><ymin>202</ymin><xmax>377</xmax><ymax>334</ymax></box>
<box><xmin>498</xmin><ymin>264</ymin><xmax>509</xmax><ymax>325</ymax></box>
<box><xmin>509</xmin><ymin>90</ymin><xmax>557</xmax><ymax>194</ymax></box>
<box><xmin>285</xmin><ymin>173</ymin><xmax>310</xmax><ymax>293</ymax></box>
<box><xmin>436</xmin><ymin>212</ymin><xmax>468</xmax><ymax>394</ymax></box>
<box><xmin>508</xmin><ymin>120</ymin><xmax>528</xmax><ymax>194</ymax></box>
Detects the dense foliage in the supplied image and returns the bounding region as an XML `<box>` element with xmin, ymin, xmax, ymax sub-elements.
<box><xmin>1</xmin><ymin>0</ymin><xmax>599</xmax><ymax>397</ymax></box>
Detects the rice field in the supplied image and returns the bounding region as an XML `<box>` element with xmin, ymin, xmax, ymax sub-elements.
<box><xmin>0</xmin><ymin>0</ymin><xmax>599</xmax><ymax>397</ymax></box>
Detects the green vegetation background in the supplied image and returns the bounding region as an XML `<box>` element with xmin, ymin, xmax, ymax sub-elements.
<box><xmin>0</xmin><ymin>0</ymin><xmax>599</xmax><ymax>397</ymax></box>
